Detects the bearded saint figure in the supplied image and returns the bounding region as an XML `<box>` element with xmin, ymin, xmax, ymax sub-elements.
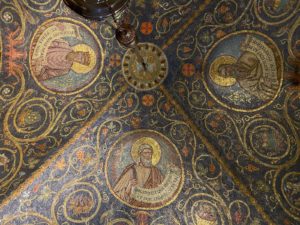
<box><xmin>113</xmin><ymin>143</ymin><xmax>164</xmax><ymax>206</ymax></box>
<box><xmin>216</xmin><ymin>36</ymin><xmax>280</xmax><ymax>101</ymax></box>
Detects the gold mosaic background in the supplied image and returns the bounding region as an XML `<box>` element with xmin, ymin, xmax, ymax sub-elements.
<box><xmin>0</xmin><ymin>0</ymin><xmax>300</xmax><ymax>224</ymax></box>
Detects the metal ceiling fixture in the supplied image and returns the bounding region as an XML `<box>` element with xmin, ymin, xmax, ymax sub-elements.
<box><xmin>63</xmin><ymin>0</ymin><xmax>139</xmax><ymax>47</ymax></box>
<box><xmin>64</xmin><ymin>0</ymin><xmax>150</xmax><ymax>80</ymax></box>
<box><xmin>63</xmin><ymin>0</ymin><xmax>130</xmax><ymax>21</ymax></box>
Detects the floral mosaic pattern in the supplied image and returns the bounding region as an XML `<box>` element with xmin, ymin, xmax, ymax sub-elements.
<box><xmin>0</xmin><ymin>0</ymin><xmax>300</xmax><ymax>224</ymax></box>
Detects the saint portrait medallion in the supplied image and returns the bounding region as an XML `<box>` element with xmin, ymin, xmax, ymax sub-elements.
<box><xmin>105</xmin><ymin>130</ymin><xmax>184</xmax><ymax>210</ymax></box>
<box><xmin>122</xmin><ymin>43</ymin><xmax>168</xmax><ymax>91</ymax></box>
<box><xmin>203</xmin><ymin>30</ymin><xmax>283</xmax><ymax>112</ymax></box>
<box><xmin>30</xmin><ymin>17</ymin><xmax>103</xmax><ymax>95</ymax></box>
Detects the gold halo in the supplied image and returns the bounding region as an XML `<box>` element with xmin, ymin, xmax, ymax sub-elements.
<box><xmin>209</xmin><ymin>55</ymin><xmax>237</xmax><ymax>87</ymax></box>
<box><xmin>131</xmin><ymin>137</ymin><xmax>161</xmax><ymax>166</ymax></box>
<box><xmin>71</xmin><ymin>44</ymin><xmax>96</xmax><ymax>74</ymax></box>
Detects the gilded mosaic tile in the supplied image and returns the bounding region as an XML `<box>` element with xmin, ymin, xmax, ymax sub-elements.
<box><xmin>0</xmin><ymin>88</ymin><xmax>269</xmax><ymax>224</ymax></box>
<box><xmin>0</xmin><ymin>0</ymin><xmax>300</xmax><ymax>224</ymax></box>
<box><xmin>164</xmin><ymin>1</ymin><xmax>300</xmax><ymax>224</ymax></box>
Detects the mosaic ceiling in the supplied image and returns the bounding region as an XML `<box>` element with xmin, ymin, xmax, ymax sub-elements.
<box><xmin>0</xmin><ymin>0</ymin><xmax>300</xmax><ymax>224</ymax></box>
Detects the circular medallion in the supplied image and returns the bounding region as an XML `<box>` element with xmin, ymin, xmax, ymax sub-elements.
<box><xmin>185</xmin><ymin>194</ymin><xmax>230</xmax><ymax>225</ymax></box>
<box><xmin>30</xmin><ymin>17</ymin><xmax>103</xmax><ymax>95</ymax></box>
<box><xmin>122</xmin><ymin>43</ymin><xmax>168</xmax><ymax>91</ymax></box>
<box><xmin>229</xmin><ymin>200</ymin><xmax>250</xmax><ymax>224</ymax></box>
<box><xmin>244</xmin><ymin>118</ymin><xmax>292</xmax><ymax>167</ymax></box>
<box><xmin>51</xmin><ymin>182</ymin><xmax>101</xmax><ymax>224</ymax></box>
<box><xmin>195</xmin><ymin>154</ymin><xmax>221</xmax><ymax>180</ymax></box>
<box><xmin>70</xmin><ymin>145</ymin><xmax>98</xmax><ymax>175</ymax></box>
<box><xmin>0</xmin><ymin>146</ymin><xmax>22</xmax><ymax>189</ymax></box>
<box><xmin>288</xmin><ymin>17</ymin><xmax>300</xmax><ymax>59</ymax></box>
<box><xmin>275</xmin><ymin>169</ymin><xmax>300</xmax><ymax>221</ymax></box>
<box><xmin>203</xmin><ymin>31</ymin><xmax>283</xmax><ymax>112</ymax></box>
<box><xmin>282</xmin><ymin>172</ymin><xmax>300</xmax><ymax>211</ymax></box>
<box><xmin>5</xmin><ymin>97</ymin><xmax>55</xmax><ymax>142</ymax></box>
<box><xmin>105</xmin><ymin>130</ymin><xmax>184</xmax><ymax>210</ymax></box>
<box><xmin>100</xmin><ymin>23</ymin><xmax>115</xmax><ymax>40</ymax></box>
<box><xmin>254</xmin><ymin>0</ymin><xmax>300</xmax><ymax>25</ymax></box>
<box><xmin>1</xmin><ymin>11</ymin><xmax>14</xmax><ymax>24</ymax></box>
<box><xmin>193</xmin><ymin>202</ymin><xmax>220</xmax><ymax>224</ymax></box>
<box><xmin>204</xmin><ymin>111</ymin><xmax>229</xmax><ymax>135</ymax></box>
<box><xmin>214</xmin><ymin>0</ymin><xmax>239</xmax><ymax>24</ymax></box>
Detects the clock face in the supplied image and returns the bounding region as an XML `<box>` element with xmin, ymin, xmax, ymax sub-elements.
<box><xmin>122</xmin><ymin>43</ymin><xmax>168</xmax><ymax>91</ymax></box>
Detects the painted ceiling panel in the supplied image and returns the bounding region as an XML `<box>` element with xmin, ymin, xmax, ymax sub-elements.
<box><xmin>0</xmin><ymin>0</ymin><xmax>299</xmax><ymax>224</ymax></box>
